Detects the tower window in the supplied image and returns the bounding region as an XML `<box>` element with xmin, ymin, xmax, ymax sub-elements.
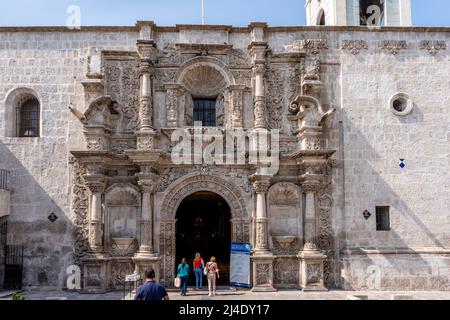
<box><xmin>17</xmin><ymin>98</ymin><xmax>40</xmax><ymax>137</ymax></box>
<box><xmin>376</xmin><ymin>206</ymin><xmax>390</xmax><ymax>231</ymax></box>
<box><xmin>360</xmin><ymin>0</ymin><xmax>385</xmax><ymax>26</ymax></box>
<box><xmin>317</xmin><ymin>10</ymin><xmax>326</xmax><ymax>25</ymax></box>
<box><xmin>193</xmin><ymin>98</ymin><xmax>216</xmax><ymax>127</ymax></box>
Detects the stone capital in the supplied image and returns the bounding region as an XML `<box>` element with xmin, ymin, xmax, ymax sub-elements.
<box><xmin>249</xmin><ymin>174</ymin><xmax>272</xmax><ymax>193</ymax></box>
<box><xmin>139</xmin><ymin>60</ymin><xmax>154</xmax><ymax>76</ymax></box>
<box><xmin>302</xmin><ymin>180</ymin><xmax>321</xmax><ymax>194</ymax></box>
<box><xmin>136</xmin><ymin>172</ymin><xmax>159</xmax><ymax>193</ymax></box>
<box><xmin>137</xmin><ymin>40</ymin><xmax>157</xmax><ymax>60</ymax></box>
<box><xmin>84</xmin><ymin>174</ymin><xmax>107</xmax><ymax>193</ymax></box>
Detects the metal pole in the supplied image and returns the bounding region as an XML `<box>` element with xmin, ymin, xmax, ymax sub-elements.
<box><xmin>201</xmin><ymin>0</ymin><xmax>205</xmax><ymax>25</ymax></box>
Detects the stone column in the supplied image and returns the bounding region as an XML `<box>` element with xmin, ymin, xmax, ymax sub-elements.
<box><xmin>251</xmin><ymin>63</ymin><xmax>267</xmax><ymax>129</ymax></box>
<box><xmin>250</xmin><ymin>174</ymin><xmax>276</xmax><ymax>292</ymax></box>
<box><xmin>249</xmin><ymin>23</ymin><xmax>268</xmax><ymax>130</ymax></box>
<box><xmin>136</xmin><ymin>25</ymin><xmax>158</xmax><ymax>151</ymax></box>
<box><xmin>253</xmin><ymin>179</ymin><xmax>270</xmax><ymax>254</ymax></box>
<box><xmin>298</xmin><ymin>180</ymin><xmax>328</xmax><ymax>292</ymax></box>
<box><xmin>85</xmin><ymin>175</ymin><xmax>106</xmax><ymax>253</ymax></box>
<box><xmin>136</xmin><ymin>172</ymin><xmax>159</xmax><ymax>255</ymax></box>
<box><xmin>132</xmin><ymin>169</ymin><xmax>161</xmax><ymax>281</ymax></box>
<box><xmin>138</xmin><ymin>60</ymin><xmax>154</xmax><ymax>131</ymax></box>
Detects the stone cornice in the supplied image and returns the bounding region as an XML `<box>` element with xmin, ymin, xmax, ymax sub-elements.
<box><xmin>1</xmin><ymin>25</ymin><xmax>449</xmax><ymax>33</ymax></box>
<box><xmin>341</xmin><ymin>247</ymin><xmax>450</xmax><ymax>255</ymax></box>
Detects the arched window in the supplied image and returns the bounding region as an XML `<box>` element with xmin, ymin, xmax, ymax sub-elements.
<box><xmin>317</xmin><ymin>9</ymin><xmax>326</xmax><ymax>25</ymax></box>
<box><xmin>17</xmin><ymin>98</ymin><xmax>40</xmax><ymax>137</ymax></box>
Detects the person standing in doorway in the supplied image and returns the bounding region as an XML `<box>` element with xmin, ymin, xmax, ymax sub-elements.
<box><xmin>206</xmin><ymin>256</ymin><xmax>220</xmax><ymax>297</ymax></box>
<box><xmin>193</xmin><ymin>252</ymin><xmax>205</xmax><ymax>290</ymax></box>
<box><xmin>177</xmin><ymin>258</ymin><xmax>190</xmax><ymax>296</ymax></box>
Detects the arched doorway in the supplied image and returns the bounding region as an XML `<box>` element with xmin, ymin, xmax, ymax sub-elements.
<box><xmin>175</xmin><ymin>191</ymin><xmax>232</xmax><ymax>286</ymax></box>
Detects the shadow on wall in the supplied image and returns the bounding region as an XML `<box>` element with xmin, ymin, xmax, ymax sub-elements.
<box><xmin>339</xmin><ymin>104</ymin><xmax>449</xmax><ymax>291</ymax></box>
<box><xmin>0</xmin><ymin>139</ymin><xmax>74</xmax><ymax>290</ymax></box>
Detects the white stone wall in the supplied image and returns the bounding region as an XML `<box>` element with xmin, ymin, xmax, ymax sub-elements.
<box><xmin>0</xmin><ymin>30</ymin><xmax>137</xmax><ymax>288</ymax></box>
<box><xmin>0</xmin><ymin>189</ymin><xmax>10</xmax><ymax>217</ymax></box>
<box><xmin>0</xmin><ymin>25</ymin><xmax>448</xmax><ymax>290</ymax></box>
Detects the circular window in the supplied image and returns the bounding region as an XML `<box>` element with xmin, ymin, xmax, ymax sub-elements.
<box><xmin>390</xmin><ymin>93</ymin><xmax>413</xmax><ymax>116</ymax></box>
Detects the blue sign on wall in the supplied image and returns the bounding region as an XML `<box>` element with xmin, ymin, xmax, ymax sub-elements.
<box><xmin>230</xmin><ymin>243</ymin><xmax>252</xmax><ymax>288</ymax></box>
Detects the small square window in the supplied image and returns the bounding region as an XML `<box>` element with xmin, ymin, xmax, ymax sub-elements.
<box><xmin>376</xmin><ymin>206</ymin><xmax>390</xmax><ymax>231</ymax></box>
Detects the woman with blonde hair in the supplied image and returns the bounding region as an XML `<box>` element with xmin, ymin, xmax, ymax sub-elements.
<box><xmin>206</xmin><ymin>256</ymin><xmax>220</xmax><ymax>297</ymax></box>
<box><xmin>193</xmin><ymin>252</ymin><xmax>204</xmax><ymax>289</ymax></box>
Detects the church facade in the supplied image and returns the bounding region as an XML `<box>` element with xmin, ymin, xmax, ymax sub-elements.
<box><xmin>0</xmin><ymin>0</ymin><xmax>449</xmax><ymax>292</ymax></box>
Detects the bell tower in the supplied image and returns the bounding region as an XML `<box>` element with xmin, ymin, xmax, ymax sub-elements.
<box><xmin>305</xmin><ymin>0</ymin><xmax>412</xmax><ymax>26</ymax></box>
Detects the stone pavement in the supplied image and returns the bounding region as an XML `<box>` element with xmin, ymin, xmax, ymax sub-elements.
<box><xmin>2</xmin><ymin>289</ymin><xmax>450</xmax><ymax>300</ymax></box>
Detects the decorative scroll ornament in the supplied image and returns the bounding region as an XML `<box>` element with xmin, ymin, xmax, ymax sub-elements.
<box><xmin>342</xmin><ymin>40</ymin><xmax>368</xmax><ymax>55</ymax></box>
<box><xmin>299</xmin><ymin>39</ymin><xmax>329</xmax><ymax>54</ymax></box>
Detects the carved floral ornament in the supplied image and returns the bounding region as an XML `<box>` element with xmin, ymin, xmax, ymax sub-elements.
<box><xmin>380</xmin><ymin>40</ymin><xmax>408</xmax><ymax>55</ymax></box>
<box><xmin>341</xmin><ymin>40</ymin><xmax>368</xmax><ymax>55</ymax></box>
<box><xmin>420</xmin><ymin>40</ymin><xmax>447</xmax><ymax>55</ymax></box>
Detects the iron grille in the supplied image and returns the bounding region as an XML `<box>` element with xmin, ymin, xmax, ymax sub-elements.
<box><xmin>193</xmin><ymin>99</ymin><xmax>216</xmax><ymax>127</ymax></box>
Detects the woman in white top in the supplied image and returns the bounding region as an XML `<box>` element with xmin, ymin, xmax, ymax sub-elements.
<box><xmin>206</xmin><ymin>256</ymin><xmax>220</xmax><ymax>296</ymax></box>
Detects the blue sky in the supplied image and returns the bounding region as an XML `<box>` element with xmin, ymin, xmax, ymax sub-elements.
<box><xmin>0</xmin><ymin>0</ymin><xmax>448</xmax><ymax>27</ymax></box>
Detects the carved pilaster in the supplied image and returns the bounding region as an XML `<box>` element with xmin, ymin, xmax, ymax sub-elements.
<box><xmin>229</xmin><ymin>85</ymin><xmax>245</xmax><ymax>128</ymax></box>
<box><xmin>85</xmin><ymin>175</ymin><xmax>106</xmax><ymax>253</ymax></box>
<box><xmin>165</xmin><ymin>84</ymin><xmax>182</xmax><ymax>128</ymax></box>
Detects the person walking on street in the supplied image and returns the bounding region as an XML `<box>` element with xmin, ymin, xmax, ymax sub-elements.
<box><xmin>206</xmin><ymin>256</ymin><xmax>220</xmax><ymax>297</ymax></box>
<box><xmin>177</xmin><ymin>258</ymin><xmax>190</xmax><ymax>296</ymax></box>
<box><xmin>193</xmin><ymin>252</ymin><xmax>205</xmax><ymax>290</ymax></box>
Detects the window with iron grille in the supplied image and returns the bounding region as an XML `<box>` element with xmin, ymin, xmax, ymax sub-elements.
<box><xmin>16</xmin><ymin>98</ymin><xmax>40</xmax><ymax>137</ymax></box>
<box><xmin>193</xmin><ymin>98</ymin><xmax>216</xmax><ymax>127</ymax></box>
<box><xmin>376</xmin><ymin>206</ymin><xmax>390</xmax><ymax>231</ymax></box>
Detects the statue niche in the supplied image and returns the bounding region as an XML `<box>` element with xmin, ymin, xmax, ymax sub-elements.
<box><xmin>105</xmin><ymin>184</ymin><xmax>141</xmax><ymax>257</ymax></box>
<box><xmin>268</xmin><ymin>183</ymin><xmax>302</xmax><ymax>255</ymax></box>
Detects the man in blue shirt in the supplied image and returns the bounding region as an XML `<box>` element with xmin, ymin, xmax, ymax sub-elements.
<box><xmin>134</xmin><ymin>269</ymin><xmax>169</xmax><ymax>301</ymax></box>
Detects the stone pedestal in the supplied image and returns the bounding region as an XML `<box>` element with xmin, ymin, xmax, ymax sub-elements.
<box><xmin>81</xmin><ymin>253</ymin><xmax>109</xmax><ymax>293</ymax></box>
<box><xmin>298</xmin><ymin>250</ymin><xmax>328</xmax><ymax>292</ymax></box>
<box><xmin>251</xmin><ymin>254</ymin><xmax>277</xmax><ymax>292</ymax></box>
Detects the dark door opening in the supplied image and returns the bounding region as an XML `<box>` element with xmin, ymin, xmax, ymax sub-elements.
<box><xmin>175</xmin><ymin>192</ymin><xmax>231</xmax><ymax>286</ymax></box>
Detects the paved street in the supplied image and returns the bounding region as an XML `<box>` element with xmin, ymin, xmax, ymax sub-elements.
<box><xmin>2</xmin><ymin>289</ymin><xmax>450</xmax><ymax>300</ymax></box>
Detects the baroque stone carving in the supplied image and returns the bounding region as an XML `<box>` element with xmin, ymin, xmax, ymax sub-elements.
<box><xmin>161</xmin><ymin>174</ymin><xmax>248</xmax><ymax>220</ymax></box>
<box><xmin>307</xmin><ymin>264</ymin><xmax>321</xmax><ymax>284</ymax></box>
<box><xmin>71</xmin><ymin>158</ymin><xmax>91</xmax><ymax>263</ymax></box>
<box><xmin>342</xmin><ymin>40</ymin><xmax>368</xmax><ymax>55</ymax></box>
<box><xmin>268</xmin><ymin>182</ymin><xmax>300</xmax><ymax>206</ymax></box>
<box><xmin>110</xmin><ymin>262</ymin><xmax>135</xmax><ymax>289</ymax></box>
<box><xmin>380</xmin><ymin>40</ymin><xmax>408</xmax><ymax>55</ymax></box>
<box><xmin>317</xmin><ymin>160</ymin><xmax>336</xmax><ymax>287</ymax></box>
<box><xmin>256</xmin><ymin>264</ymin><xmax>271</xmax><ymax>285</ymax></box>
<box><xmin>266</xmin><ymin>67</ymin><xmax>286</xmax><ymax>130</ymax></box>
<box><xmin>298</xmin><ymin>39</ymin><xmax>329</xmax><ymax>54</ymax></box>
<box><xmin>419</xmin><ymin>40</ymin><xmax>447</xmax><ymax>55</ymax></box>
<box><xmin>274</xmin><ymin>258</ymin><xmax>299</xmax><ymax>288</ymax></box>
<box><xmin>104</xmin><ymin>59</ymin><xmax>140</xmax><ymax>132</ymax></box>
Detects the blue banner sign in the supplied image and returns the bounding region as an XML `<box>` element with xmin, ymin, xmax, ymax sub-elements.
<box><xmin>230</xmin><ymin>243</ymin><xmax>252</xmax><ymax>288</ymax></box>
